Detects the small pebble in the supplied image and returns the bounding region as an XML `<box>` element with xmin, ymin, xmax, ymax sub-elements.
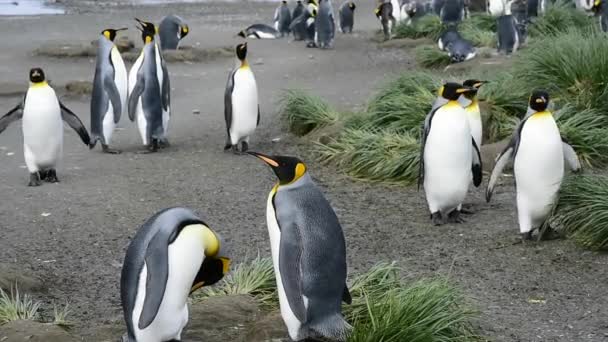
<box><xmin>192</xmin><ymin>109</ymin><xmax>201</xmax><ymax>115</ymax></box>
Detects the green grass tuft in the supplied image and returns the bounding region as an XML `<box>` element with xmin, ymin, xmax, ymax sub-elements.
<box><xmin>551</xmin><ymin>175</ymin><xmax>608</xmax><ymax>250</ymax></box>
<box><xmin>0</xmin><ymin>286</ymin><xmax>41</xmax><ymax>324</ymax></box>
<box><xmin>415</xmin><ymin>45</ymin><xmax>452</xmax><ymax>68</ymax></box>
<box><xmin>529</xmin><ymin>0</ymin><xmax>594</xmax><ymax>37</ymax></box>
<box><xmin>460</xmin><ymin>23</ymin><xmax>496</xmax><ymax>48</ymax></box>
<box><xmin>395</xmin><ymin>15</ymin><xmax>444</xmax><ymax>41</ymax></box>
<box><xmin>468</xmin><ymin>13</ymin><xmax>497</xmax><ymax>32</ymax></box>
<box><xmin>279</xmin><ymin>89</ymin><xmax>340</xmax><ymax>136</ymax></box>
<box><xmin>52</xmin><ymin>302</ymin><xmax>72</xmax><ymax>328</ymax></box>
<box><xmin>555</xmin><ymin>106</ymin><xmax>608</xmax><ymax>167</ymax></box>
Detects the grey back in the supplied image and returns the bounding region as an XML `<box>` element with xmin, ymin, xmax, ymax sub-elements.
<box><xmin>90</xmin><ymin>35</ymin><xmax>114</xmax><ymax>142</ymax></box>
<box><xmin>316</xmin><ymin>0</ymin><xmax>335</xmax><ymax>48</ymax></box>
<box><xmin>497</xmin><ymin>14</ymin><xmax>518</xmax><ymax>54</ymax></box>
<box><xmin>159</xmin><ymin>15</ymin><xmax>185</xmax><ymax>50</ymax></box>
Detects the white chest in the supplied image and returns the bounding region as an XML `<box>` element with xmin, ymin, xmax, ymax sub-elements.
<box><xmin>230</xmin><ymin>68</ymin><xmax>258</xmax><ymax>135</ymax></box>
<box><xmin>111</xmin><ymin>46</ymin><xmax>128</xmax><ymax>112</ymax></box>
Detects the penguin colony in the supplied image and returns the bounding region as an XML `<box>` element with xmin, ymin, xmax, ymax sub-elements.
<box><xmin>0</xmin><ymin>2</ymin><xmax>590</xmax><ymax>342</ymax></box>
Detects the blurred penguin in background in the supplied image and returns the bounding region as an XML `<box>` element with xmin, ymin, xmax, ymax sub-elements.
<box><xmin>440</xmin><ymin>0</ymin><xmax>466</xmax><ymax>25</ymax></box>
<box><xmin>274</xmin><ymin>0</ymin><xmax>292</xmax><ymax>37</ymax></box>
<box><xmin>339</xmin><ymin>0</ymin><xmax>356</xmax><ymax>33</ymax></box>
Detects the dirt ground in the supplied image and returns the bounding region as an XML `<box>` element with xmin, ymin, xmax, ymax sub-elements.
<box><xmin>0</xmin><ymin>1</ymin><xmax>607</xmax><ymax>341</ymax></box>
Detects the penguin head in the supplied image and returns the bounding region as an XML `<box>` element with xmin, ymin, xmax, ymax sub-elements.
<box><xmin>529</xmin><ymin>90</ymin><xmax>550</xmax><ymax>112</ymax></box>
<box><xmin>237</xmin><ymin>30</ymin><xmax>247</xmax><ymax>38</ymax></box>
<box><xmin>282</xmin><ymin>0</ymin><xmax>288</xmax><ymax>4</ymax></box>
<box><xmin>236</xmin><ymin>42</ymin><xmax>248</xmax><ymax>61</ymax></box>
<box><xmin>462</xmin><ymin>79</ymin><xmax>487</xmax><ymax>100</ymax></box>
<box><xmin>248</xmin><ymin>152</ymin><xmax>308</xmax><ymax>185</ymax></box>
<box><xmin>190</xmin><ymin>229</ymin><xmax>231</xmax><ymax>293</ymax></box>
<box><xmin>135</xmin><ymin>18</ymin><xmax>157</xmax><ymax>43</ymax></box>
<box><xmin>439</xmin><ymin>82</ymin><xmax>476</xmax><ymax>101</ymax></box>
<box><xmin>101</xmin><ymin>28</ymin><xmax>127</xmax><ymax>42</ymax></box>
<box><xmin>180</xmin><ymin>24</ymin><xmax>189</xmax><ymax>39</ymax></box>
<box><xmin>29</xmin><ymin>68</ymin><xmax>45</xmax><ymax>84</ymax></box>
<box><xmin>349</xmin><ymin>2</ymin><xmax>356</xmax><ymax>10</ymax></box>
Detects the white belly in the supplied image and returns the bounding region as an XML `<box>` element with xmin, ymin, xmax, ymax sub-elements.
<box><xmin>266</xmin><ymin>191</ymin><xmax>302</xmax><ymax>341</ymax></box>
<box><xmin>136</xmin><ymin>99</ymin><xmax>147</xmax><ymax>145</ymax></box>
<box><xmin>488</xmin><ymin>0</ymin><xmax>505</xmax><ymax>16</ymax></box>
<box><xmin>128</xmin><ymin>52</ymin><xmax>143</xmax><ymax>97</ymax></box>
<box><xmin>229</xmin><ymin>69</ymin><xmax>258</xmax><ymax>145</ymax></box>
<box><xmin>391</xmin><ymin>0</ymin><xmax>401</xmax><ymax>21</ymax></box>
<box><xmin>466</xmin><ymin>107</ymin><xmax>482</xmax><ymax>147</ymax></box>
<box><xmin>22</xmin><ymin>87</ymin><xmax>63</xmax><ymax>172</ymax></box>
<box><xmin>131</xmin><ymin>228</ymin><xmax>205</xmax><ymax>342</ymax></box>
<box><xmin>424</xmin><ymin>106</ymin><xmax>472</xmax><ymax>214</ymax></box>
<box><xmin>111</xmin><ymin>46</ymin><xmax>129</xmax><ymax>119</ymax></box>
<box><xmin>514</xmin><ymin>117</ymin><xmax>564</xmax><ymax>225</ymax></box>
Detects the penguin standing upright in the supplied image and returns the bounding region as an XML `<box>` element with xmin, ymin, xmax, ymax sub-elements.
<box><xmin>497</xmin><ymin>1</ymin><xmax>520</xmax><ymax>55</ymax></box>
<box><xmin>128</xmin><ymin>20</ymin><xmax>168</xmax><ymax>152</ymax></box>
<box><xmin>0</xmin><ymin>68</ymin><xmax>91</xmax><ymax>186</ymax></box>
<box><xmin>338</xmin><ymin>0</ymin><xmax>356</xmax><ymax>33</ymax></box>
<box><xmin>460</xmin><ymin>79</ymin><xmax>486</xmax><ymax>149</ymax></box>
<box><xmin>487</xmin><ymin>90</ymin><xmax>581</xmax><ymax>240</ymax></box>
<box><xmin>290</xmin><ymin>3</ymin><xmax>316</xmax><ymax>41</ymax></box>
<box><xmin>90</xmin><ymin>28</ymin><xmax>128</xmax><ymax>154</ymax></box>
<box><xmin>248</xmin><ymin>152</ymin><xmax>352</xmax><ymax>342</ymax></box>
<box><xmin>158</xmin><ymin>15</ymin><xmax>189</xmax><ymax>50</ymax></box>
<box><xmin>315</xmin><ymin>0</ymin><xmax>336</xmax><ymax>49</ymax></box>
<box><xmin>306</xmin><ymin>0</ymin><xmax>319</xmax><ymax>47</ymax></box>
<box><xmin>120</xmin><ymin>207</ymin><xmax>230</xmax><ymax>342</ymax></box>
<box><xmin>376</xmin><ymin>1</ymin><xmax>396</xmax><ymax>41</ymax></box>
<box><xmin>440</xmin><ymin>0</ymin><xmax>466</xmax><ymax>25</ymax></box>
<box><xmin>432</xmin><ymin>0</ymin><xmax>446</xmax><ymax>15</ymax></box>
<box><xmin>293</xmin><ymin>0</ymin><xmax>305</xmax><ymax>20</ymax></box>
<box><xmin>419</xmin><ymin>83</ymin><xmax>482</xmax><ymax>225</ymax></box>
<box><xmin>224</xmin><ymin>43</ymin><xmax>260</xmax><ymax>154</ymax></box>
<box><xmin>274</xmin><ymin>0</ymin><xmax>293</xmax><ymax>37</ymax></box>
<box><xmin>593</xmin><ymin>0</ymin><xmax>608</xmax><ymax>31</ymax></box>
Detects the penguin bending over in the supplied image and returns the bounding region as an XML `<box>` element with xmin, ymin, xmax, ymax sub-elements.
<box><xmin>90</xmin><ymin>28</ymin><xmax>128</xmax><ymax>154</ymax></box>
<box><xmin>274</xmin><ymin>0</ymin><xmax>292</xmax><ymax>37</ymax></box>
<box><xmin>0</xmin><ymin>68</ymin><xmax>91</xmax><ymax>186</ymax></box>
<box><xmin>486</xmin><ymin>90</ymin><xmax>581</xmax><ymax>240</ymax></box>
<box><xmin>158</xmin><ymin>15</ymin><xmax>189</xmax><ymax>50</ymax></box>
<box><xmin>120</xmin><ymin>207</ymin><xmax>230</xmax><ymax>342</ymax></box>
<box><xmin>224</xmin><ymin>43</ymin><xmax>260</xmax><ymax>154</ymax></box>
<box><xmin>248</xmin><ymin>152</ymin><xmax>352</xmax><ymax>342</ymax></box>
<box><xmin>419</xmin><ymin>83</ymin><xmax>482</xmax><ymax>225</ymax></box>
<box><xmin>315</xmin><ymin>0</ymin><xmax>336</xmax><ymax>49</ymax></box>
<box><xmin>376</xmin><ymin>1</ymin><xmax>396</xmax><ymax>41</ymax></box>
<box><xmin>128</xmin><ymin>20</ymin><xmax>170</xmax><ymax>153</ymax></box>
<box><xmin>338</xmin><ymin>0</ymin><xmax>356</xmax><ymax>33</ymax></box>
<box><xmin>237</xmin><ymin>24</ymin><xmax>280</xmax><ymax>39</ymax></box>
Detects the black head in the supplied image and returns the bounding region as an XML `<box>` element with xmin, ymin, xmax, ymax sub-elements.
<box><xmin>29</xmin><ymin>68</ymin><xmax>45</xmax><ymax>83</ymax></box>
<box><xmin>135</xmin><ymin>18</ymin><xmax>156</xmax><ymax>43</ymax></box>
<box><xmin>439</xmin><ymin>82</ymin><xmax>475</xmax><ymax>101</ymax></box>
<box><xmin>297</xmin><ymin>0</ymin><xmax>302</xmax><ymax>3</ymax></box>
<box><xmin>529</xmin><ymin>90</ymin><xmax>550</xmax><ymax>112</ymax></box>
<box><xmin>282</xmin><ymin>0</ymin><xmax>287</xmax><ymax>4</ymax></box>
<box><xmin>190</xmin><ymin>256</ymin><xmax>230</xmax><ymax>294</ymax></box>
<box><xmin>462</xmin><ymin>79</ymin><xmax>486</xmax><ymax>99</ymax></box>
<box><xmin>101</xmin><ymin>28</ymin><xmax>127</xmax><ymax>42</ymax></box>
<box><xmin>349</xmin><ymin>2</ymin><xmax>356</xmax><ymax>10</ymax></box>
<box><xmin>180</xmin><ymin>24</ymin><xmax>189</xmax><ymax>38</ymax></box>
<box><xmin>236</xmin><ymin>42</ymin><xmax>247</xmax><ymax>60</ymax></box>
<box><xmin>248</xmin><ymin>152</ymin><xmax>307</xmax><ymax>185</ymax></box>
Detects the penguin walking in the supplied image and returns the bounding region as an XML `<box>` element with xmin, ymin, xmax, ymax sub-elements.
<box><xmin>237</xmin><ymin>24</ymin><xmax>281</xmax><ymax>39</ymax></box>
<box><xmin>224</xmin><ymin>43</ymin><xmax>260</xmax><ymax>154</ymax></box>
<box><xmin>120</xmin><ymin>207</ymin><xmax>230</xmax><ymax>342</ymax></box>
<box><xmin>315</xmin><ymin>0</ymin><xmax>335</xmax><ymax>49</ymax></box>
<box><xmin>0</xmin><ymin>68</ymin><xmax>91</xmax><ymax>186</ymax></box>
<box><xmin>338</xmin><ymin>0</ymin><xmax>356</xmax><ymax>33</ymax></box>
<box><xmin>440</xmin><ymin>0</ymin><xmax>466</xmax><ymax>25</ymax></box>
<box><xmin>486</xmin><ymin>90</ymin><xmax>581</xmax><ymax>240</ymax></box>
<box><xmin>376</xmin><ymin>1</ymin><xmax>396</xmax><ymax>41</ymax></box>
<box><xmin>90</xmin><ymin>28</ymin><xmax>128</xmax><ymax>154</ymax></box>
<box><xmin>158</xmin><ymin>15</ymin><xmax>189</xmax><ymax>50</ymax></box>
<box><xmin>439</xmin><ymin>27</ymin><xmax>476</xmax><ymax>63</ymax></box>
<box><xmin>497</xmin><ymin>1</ymin><xmax>520</xmax><ymax>55</ymax></box>
<box><xmin>419</xmin><ymin>83</ymin><xmax>482</xmax><ymax>225</ymax></box>
<box><xmin>459</xmin><ymin>79</ymin><xmax>486</xmax><ymax>149</ymax></box>
<box><xmin>129</xmin><ymin>19</ymin><xmax>171</xmax><ymax>152</ymax></box>
<box><xmin>274</xmin><ymin>0</ymin><xmax>292</xmax><ymax>37</ymax></box>
<box><xmin>248</xmin><ymin>152</ymin><xmax>352</xmax><ymax>342</ymax></box>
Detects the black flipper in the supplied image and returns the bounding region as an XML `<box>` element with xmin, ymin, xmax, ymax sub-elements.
<box><xmin>224</xmin><ymin>69</ymin><xmax>236</xmax><ymax>145</ymax></box>
<box><xmin>342</xmin><ymin>285</ymin><xmax>352</xmax><ymax>304</ymax></box>
<box><xmin>257</xmin><ymin>105</ymin><xmax>261</xmax><ymax>126</ymax></box>
<box><xmin>0</xmin><ymin>102</ymin><xmax>23</xmax><ymax>134</ymax></box>
<box><xmin>129</xmin><ymin>57</ymin><xmax>146</xmax><ymax>122</ymax></box>
<box><xmin>104</xmin><ymin>73</ymin><xmax>122</xmax><ymax>124</ymax></box>
<box><xmin>59</xmin><ymin>101</ymin><xmax>91</xmax><ymax>146</ymax></box>
<box><xmin>471</xmin><ymin>137</ymin><xmax>483</xmax><ymax>187</ymax></box>
<box><xmin>278</xmin><ymin>224</ymin><xmax>306</xmax><ymax>322</ymax></box>
<box><xmin>161</xmin><ymin>56</ymin><xmax>171</xmax><ymax>113</ymax></box>
<box><xmin>138</xmin><ymin>229</ymin><xmax>170</xmax><ymax>329</ymax></box>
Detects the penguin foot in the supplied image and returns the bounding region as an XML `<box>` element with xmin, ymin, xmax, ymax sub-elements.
<box><xmin>102</xmin><ymin>144</ymin><xmax>122</xmax><ymax>154</ymax></box>
<box><xmin>159</xmin><ymin>139</ymin><xmax>171</xmax><ymax>149</ymax></box>
<box><xmin>45</xmin><ymin>169</ymin><xmax>59</xmax><ymax>183</ymax></box>
<box><xmin>431</xmin><ymin>212</ymin><xmax>443</xmax><ymax>226</ymax></box>
<box><xmin>306</xmin><ymin>42</ymin><xmax>317</xmax><ymax>48</ymax></box>
<box><xmin>241</xmin><ymin>141</ymin><xmax>249</xmax><ymax>153</ymax></box>
<box><xmin>28</xmin><ymin>172</ymin><xmax>42</xmax><ymax>187</ymax></box>
<box><xmin>521</xmin><ymin>231</ymin><xmax>534</xmax><ymax>241</ymax></box>
<box><xmin>538</xmin><ymin>226</ymin><xmax>562</xmax><ymax>241</ymax></box>
<box><xmin>459</xmin><ymin>206</ymin><xmax>475</xmax><ymax>215</ymax></box>
<box><xmin>447</xmin><ymin>210</ymin><xmax>465</xmax><ymax>224</ymax></box>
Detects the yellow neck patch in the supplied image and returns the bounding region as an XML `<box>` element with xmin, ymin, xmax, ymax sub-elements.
<box><xmin>103</xmin><ymin>31</ymin><xmax>111</xmax><ymax>40</ymax></box>
<box><xmin>30</xmin><ymin>81</ymin><xmax>48</xmax><ymax>88</ymax></box>
<box><xmin>201</xmin><ymin>226</ymin><xmax>220</xmax><ymax>257</ymax></box>
<box><xmin>240</xmin><ymin>59</ymin><xmax>249</xmax><ymax>69</ymax></box>
<box><xmin>530</xmin><ymin>110</ymin><xmax>552</xmax><ymax>120</ymax></box>
<box><xmin>145</xmin><ymin>36</ymin><xmax>153</xmax><ymax>44</ymax></box>
<box><xmin>444</xmin><ymin>100</ymin><xmax>461</xmax><ymax>109</ymax></box>
<box><xmin>466</xmin><ymin>99</ymin><xmax>479</xmax><ymax>110</ymax></box>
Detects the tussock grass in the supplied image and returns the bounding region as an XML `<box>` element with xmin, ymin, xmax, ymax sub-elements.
<box><xmin>196</xmin><ymin>256</ymin><xmax>276</xmax><ymax>305</ymax></box>
<box><xmin>415</xmin><ymin>45</ymin><xmax>451</xmax><ymax>68</ymax></box>
<box><xmin>0</xmin><ymin>286</ymin><xmax>41</xmax><ymax>324</ymax></box>
<box><xmin>52</xmin><ymin>302</ymin><xmax>72</xmax><ymax>328</ymax></box>
<box><xmin>460</xmin><ymin>24</ymin><xmax>496</xmax><ymax>48</ymax></box>
<box><xmin>279</xmin><ymin>89</ymin><xmax>340</xmax><ymax>136</ymax></box>
<box><xmin>529</xmin><ymin>0</ymin><xmax>593</xmax><ymax>37</ymax></box>
<box><xmin>395</xmin><ymin>15</ymin><xmax>444</xmax><ymax>40</ymax></box>
<box><xmin>551</xmin><ymin>175</ymin><xmax>608</xmax><ymax>250</ymax></box>
<box><xmin>316</xmin><ymin>129</ymin><xmax>421</xmax><ymax>185</ymax></box>
<box><xmin>555</xmin><ymin>106</ymin><xmax>608</xmax><ymax>167</ymax></box>
<box><xmin>468</xmin><ymin>13</ymin><xmax>497</xmax><ymax>32</ymax></box>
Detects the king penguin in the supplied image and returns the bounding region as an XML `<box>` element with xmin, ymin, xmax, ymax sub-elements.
<box><xmin>120</xmin><ymin>207</ymin><xmax>230</xmax><ymax>342</ymax></box>
<box><xmin>274</xmin><ymin>0</ymin><xmax>292</xmax><ymax>37</ymax></box>
<box><xmin>293</xmin><ymin>0</ymin><xmax>305</xmax><ymax>22</ymax></box>
<box><xmin>440</xmin><ymin>0</ymin><xmax>466</xmax><ymax>25</ymax></box>
<box><xmin>496</xmin><ymin>1</ymin><xmax>520</xmax><ymax>55</ymax></box>
<box><xmin>224</xmin><ymin>43</ymin><xmax>260</xmax><ymax>154</ymax></box>
<box><xmin>0</xmin><ymin>68</ymin><xmax>91</xmax><ymax>186</ymax></box>
<box><xmin>248</xmin><ymin>152</ymin><xmax>352</xmax><ymax>342</ymax></box>
<box><xmin>129</xmin><ymin>19</ymin><xmax>171</xmax><ymax>152</ymax></box>
<box><xmin>486</xmin><ymin>90</ymin><xmax>581</xmax><ymax>240</ymax></box>
<box><xmin>158</xmin><ymin>15</ymin><xmax>189</xmax><ymax>51</ymax></box>
<box><xmin>460</xmin><ymin>79</ymin><xmax>486</xmax><ymax>149</ymax></box>
<box><xmin>90</xmin><ymin>28</ymin><xmax>128</xmax><ymax>154</ymax></box>
<box><xmin>419</xmin><ymin>82</ymin><xmax>482</xmax><ymax>225</ymax></box>
<box><xmin>338</xmin><ymin>0</ymin><xmax>356</xmax><ymax>33</ymax></box>
<box><xmin>376</xmin><ymin>1</ymin><xmax>396</xmax><ymax>41</ymax></box>
<box><xmin>315</xmin><ymin>0</ymin><xmax>336</xmax><ymax>49</ymax></box>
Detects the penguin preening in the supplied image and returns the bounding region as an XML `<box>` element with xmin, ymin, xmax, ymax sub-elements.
<box><xmin>224</xmin><ymin>43</ymin><xmax>260</xmax><ymax>154</ymax></box>
<box><xmin>486</xmin><ymin>90</ymin><xmax>581</xmax><ymax>240</ymax></box>
<box><xmin>237</xmin><ymin>24</ymin><xmax>280</xmax><ymax>39</ymax></box>
<box><xmin>419</xmin><ymin>83</ymin><xmax>482</xmax><ymax>225</ymax></box>
<box><xmin>274</xmin><ymin>0</ymin><xmax>292</xmax><ymax>37</ymax></box>
<box><xmin>120</xmin><ymin>207</ymin><xmax>230</xmax><ymax>342</ymax></box>
<box><xmin>438</xmin><ymin>27</ymin><xmax>477</xmax><ymax>63</ymax></box>
<box><xmin>128</xmin><ymin>19</ymin><xmax>171</xmax><ymax>153</ymax></box>
<box><xmin>376</xmin><ymin>1</ymin><xmax>396</xmax><ymax>41</ymax></box>
<box><xmin>0</xmin><ymin>68</ymin><xmax>91</xmax><ymax>186</ymax></box>
<box><xmin>460</xmin><ymin>79</ymin><xmax>486</xmax><ymax>149</ymax></box>
<box><xmin>248</xmin><ymin>152</ymin><xmax>352</xmax><ymax>342</ymax></box>
<box><xmin>158</xmin><ymin>15</ymin><xmax>189</xmax><ymax>50</ymax></box>
<box><xmin>90</xmin><ymin>28</ymin><xmax>128</xmax><ymax>154</ymax></box>
<box><xmin>338</xmin><ymin>0</ymin><xmax>356</xmax><ymax>33</ymax></box>
<box><xmin>315</xmin><ymin>0</ymin><xmax>336</xmax><ymax>49</ymax></box>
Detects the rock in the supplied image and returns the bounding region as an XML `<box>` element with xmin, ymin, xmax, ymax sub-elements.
<box><xmin>64</xmin><ymin>81</ymin><xmax>93</xmax><ymax>96</ymax></box>
<box><xmin>0</xmin><ymin>320</ymin><xmax>78</xmax><ymax>342</ymax></box>
<box><xmin>0</xmin><ymin>263</ymin><xmax>44</xmax><ymax>293</ymax></box>
<box><xmin>481</xmin><ymin>138</ymin><xmax>510</xmax><ymax>172</ymax></box>
<box><xmin>245</xmin><ymin>311</ymin><xmax>289</xmax><ymax>342</ymax></box>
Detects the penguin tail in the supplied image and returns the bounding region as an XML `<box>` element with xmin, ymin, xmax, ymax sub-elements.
<box><xmin>309</xmin><ymin>313</ymin><xmax>352</xmax><ymax>341</ymax></box>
